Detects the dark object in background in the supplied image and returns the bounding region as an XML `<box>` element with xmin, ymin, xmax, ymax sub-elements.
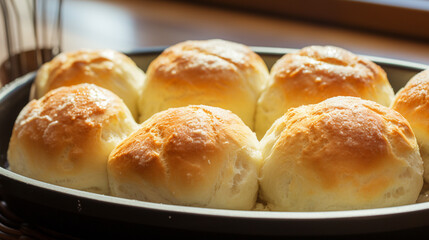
<box><xmin>0</xmin><ymin>0</ymin><xmax>63</xmax><ymax>87</ymax></box>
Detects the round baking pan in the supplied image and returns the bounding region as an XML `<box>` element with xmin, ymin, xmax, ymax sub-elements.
<box><xmin>0</xmin><ymin>47</ymin><xmax>428</xmax><ymax>239</ymax></box>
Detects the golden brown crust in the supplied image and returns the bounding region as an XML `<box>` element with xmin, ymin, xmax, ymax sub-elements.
<box><xmin>259</xmin><ymin>96</ymin><xmax>423</xmax><ymax>211</ymax></box>
<box><xmin>111</xmin><ymin>105</ymin><xmax>240</xmax><ymax>189</ymax></box>
<box><xmin>108</xmin><ymin>105</ymin><xmax>261</xmax><ymax>209</ymax></box>
<box><xmin>280</xmin><ymin>97</ymin><xmax>412</xmax><ymax>188</ymax></box>
<box><xmin>138</xmin><ymin>39</ymin><xmax>269</xmax><ymax>128</ymax></box>
<box><xmin>271</xmin><ymin>46</ymin><xmax>389</xmax><ymax>104</ymax></box>
<box><xmin>392</xmin><ymin>69</ymin><xmax>429</xmax><ymax>128</ymax></box>
<box><xmin>7</xmin><ymin>83</ymin><xmax>141</xmax><ymax>194</ymax></box>
<box><xmin>10</xmin><ymin>83</ymin><xmax>133</xmax><ymax>176</ymax></box>
<box><xmin>37</xmin><ymin>49</ymin><xmax>136</xmax><ymax>92</ymax></box>
<box><xmin>148</xmin><ymin>39</ymin><xmax>264</xmax><ymax>87</ymax></box>
<box><xmin>255</xmin><ymin>45</ymin><xmax>394</xmax><ymax>139</ymax></box>
<box><xmin>392</xmin><ymin>69</ymin><xmax>429</xmax><ymax>183</ymax></box>
<box><xmin>33</xmin><ymin>49</ymin><xmax>145</xmax><ymax>119</ymax></box>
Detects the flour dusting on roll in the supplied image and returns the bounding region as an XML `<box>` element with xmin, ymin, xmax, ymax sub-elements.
<box><xmin>108</xmin><ymin>105</ymin><xmax>262</xmax><ymax>210</ymax></box>
<box><xmin>137</xmin><ymin>39</ymin><xmax>269</xmax><ymax>130</ymax></box>
<box><xmin>255</xmin><ymin>45</ymin><xmax>394</xmax><ymax>139</ymax></box>
<box><xmin>259</xmin><ymin>96</ymin><xmax>423</xmax><ymax>211</ymax></box>
<box><xmin>392</xmin><ymin>69</ymin><xmax>429</xmax><ymax>184</ymax></box>
<box><xmin>8</xmin><ymin>83</ymin><xmax>139</xmax><ymax>194</ymax></box>
<box><xmin>33</xmin><ymin>49</ymin><xmax>145</xmax><ymax>119</ymax></box>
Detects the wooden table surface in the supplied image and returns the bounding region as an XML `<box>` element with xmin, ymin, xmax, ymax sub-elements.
<box><xmin>59</xmin><ymin>0</ymin><xmax>429</xmax><ymax>66</ymax></box>
<box><xmin>1</xmin><ymin>0</ymin><xmax>429</xmax><ymax>70</ymax></box>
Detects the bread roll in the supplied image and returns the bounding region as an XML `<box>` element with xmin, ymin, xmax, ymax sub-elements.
<box><xmin>255</xmin><ymin>45</ymin><xmax>394</xmax><ymax>139</ymax></box>
<box><xmin>108</xmin><ymin>105</ymin><xmax>261</xmax><ymax>210</ymax></box>
<box><xmin>8</xmin><ymin>83</ymin><xmax>139</xmax><ymax>194</ymax></box>
<box><xmin>32</xmin><ymin>49</ymin><xmax>145</xmax><ymax>119</ymax></box>
<box><xmin>137</xmin><ymin>39</ymin><xmax>269</xmax><ymax>130</ymax></box>
<box><xmin>259</xmin><ymin>96</ymin><xmax>423</xmax><ymax>211</ymax></box>
<box><xmin>392</xmin><ymin>69</ymin><xmax>429</xmax><ymax>183</ymax></box>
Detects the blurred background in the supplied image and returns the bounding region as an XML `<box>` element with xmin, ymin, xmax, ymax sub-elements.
<box><xmin>1</xmin><ymin>0</ymin><xmax>429</xmax><ymax>86</ymax></box>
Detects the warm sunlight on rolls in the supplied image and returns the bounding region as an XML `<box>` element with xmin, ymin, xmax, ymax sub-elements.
<box><xmin>259</xmin><ymin>96</ymin><xmax>423</xmax><ymax>211</ymax></box>
<box><xmin>392</xmin><ymin>69</ymin><xmax>429</xmax><ymax>184</ymax></box>
<box><xmin>32</xmin><ymin>49</ymin><xmax>145</xmax><ymax>119</ymax></box>
<box><xmin>108</xmin><ymin>105</ymin><xmax>262</xmax><ymax>210</ymax></box>
<box><xmin>7</xmin><ymin>41</ymin><xmax>429</xmax><ymax>212</ymax></box>
<box><xmin>8</xmin><ymin>84</ymin><xmax>139</xmax><ymax>194</ymax></box>
<box><xmin>137</xmin><ymin>39</ymin><xmax>269</xmax><ymax>130</ymax></box>
<box><xmin>255</xmin><ymin>45</ymin><xmax>394</xmax><ymax>139</ymax></box>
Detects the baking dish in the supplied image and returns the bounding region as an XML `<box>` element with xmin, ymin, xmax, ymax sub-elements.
<box><xmin>0</xmin><ymin>47</ymin><xmax>428</xmax><ymax>238</ymax></box>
